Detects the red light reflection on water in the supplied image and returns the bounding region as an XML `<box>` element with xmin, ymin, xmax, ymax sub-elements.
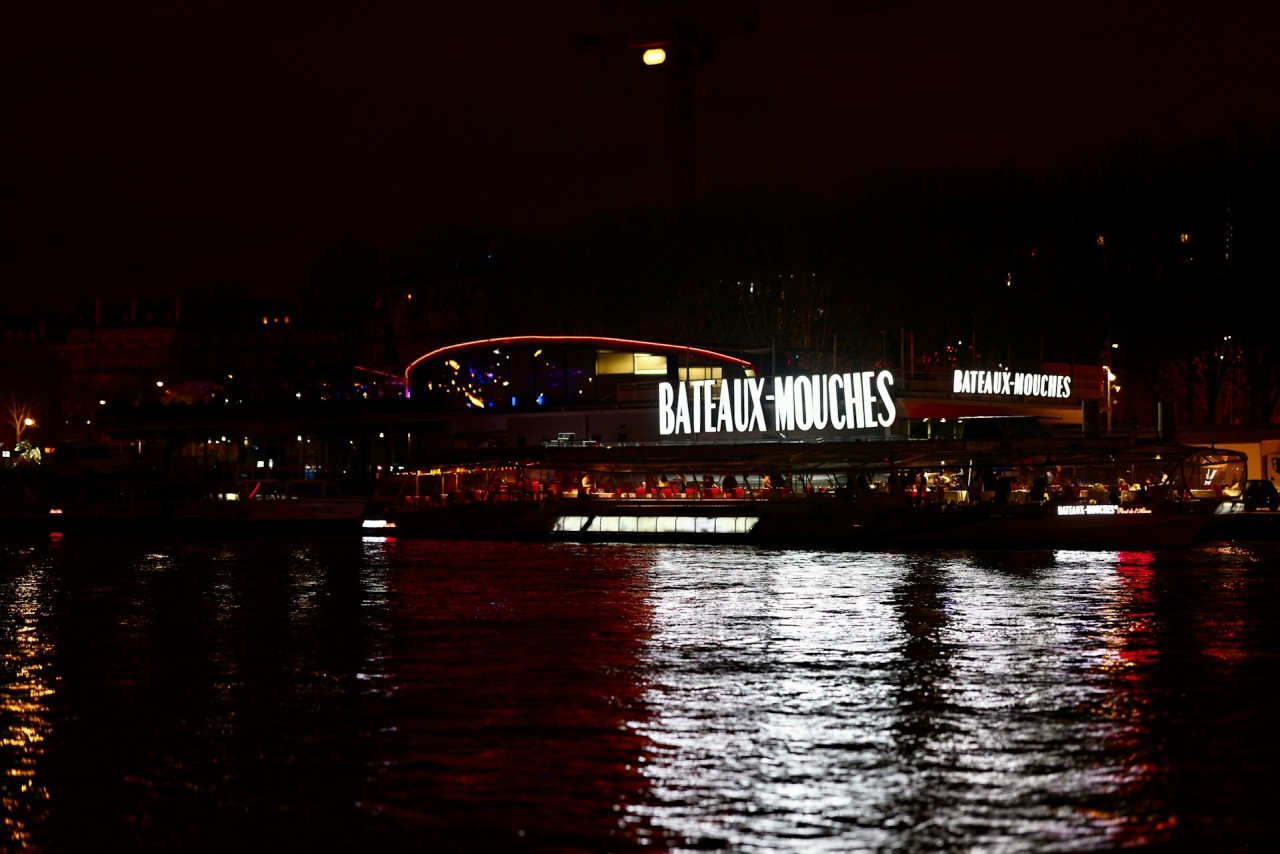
<box><xmin>1193</xmin><ymin>544</ymin><xmax>1254</xmax><ymax>665</ymax></box>
<box><xmin>1111</xmin><ymin>550</ymin><xmax>1158</xmax><ymax>671</ymax></box>
<box><xmin>360</xmin><ymin>539</ymin><xmax>668</xmax><ymax>851</ymax></box>
<box><xmin>1085</xmin><ymin>550</ymin><xmax>1176</xmax><ymax>848</ymax></box>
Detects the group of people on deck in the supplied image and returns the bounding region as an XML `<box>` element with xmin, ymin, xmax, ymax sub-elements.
<box><xmin>453</xmin><ymin>462</ymin><xmax>1195</xmax><ymax>509</ymax></box>
<box><xmin>574</xmin><ymin>472</ymin><xmax>782</xmax><ymax>499</ymax></box>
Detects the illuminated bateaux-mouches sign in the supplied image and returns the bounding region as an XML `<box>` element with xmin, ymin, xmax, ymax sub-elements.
<box><xmin>658</xmin><ymin>372</ymin><xmax>897</xmax><ymax>436</ymax></box>
<box><xmin>953</xmin><ymin>369</ymin><xmax>1072</xmax><ymax>399</ymax></box>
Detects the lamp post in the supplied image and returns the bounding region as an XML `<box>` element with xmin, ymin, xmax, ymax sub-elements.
<box><xmin>1102</xmin><ymin>341</ymin><xmax>1119</xmax><ymax>433</ymax></box>
<box><xmin>1103</xmin><ymin>366</ymin><xmax>1114</xmax><ymax>432</ymax></box>
<box><xmin>14</xmin><ymin>414</ymin><xmax>36</xmax><ymax>446</ymax></box>
<box><xmin>636</xmin><ymin>33</ymin><xmax>704</xmax><ymax>210</ymax></box>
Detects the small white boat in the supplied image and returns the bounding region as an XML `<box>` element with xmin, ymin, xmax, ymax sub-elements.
<box><xmin>46</xmin><ymin>476</ymin><xmax>368</xmax><ymax>536</ymax></box>
<box><xmin>170</xmin><ymin>477</ymin><xmax>369</xmax><ymax>533</ymax></box>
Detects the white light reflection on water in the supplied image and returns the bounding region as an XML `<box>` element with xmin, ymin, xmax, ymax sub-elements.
<box><xmin>0</xmin><ymin>547</ymin><xmax>56</xmax><ymax>850</ymax></box>
<box><xmin>629</xmin><ymin>547</ymin><xmax>1174</xmax><ymax>852</ymax></box>
<box><xmin>4</xmin><ymin>536</ymin><xmax>1275</xmax><ymax>850</ymax></box>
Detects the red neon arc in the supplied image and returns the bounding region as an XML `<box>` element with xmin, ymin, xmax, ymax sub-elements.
<box><xmin>402</xmin><ymin>335</ymin><xmax>755</xmax><ymax>383</ymax></box>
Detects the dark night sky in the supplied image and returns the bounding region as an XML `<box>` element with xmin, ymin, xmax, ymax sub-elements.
<box><xmin>12</xmin><ymin>0</ymin><xmax>1280</xmax><ymax>309</ymax></box>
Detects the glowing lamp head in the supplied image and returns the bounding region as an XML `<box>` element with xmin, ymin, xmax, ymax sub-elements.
<box><xmin>643</xmin><ymin>47</ymin><xmax>667</xmax><ymax>65</ymax></box>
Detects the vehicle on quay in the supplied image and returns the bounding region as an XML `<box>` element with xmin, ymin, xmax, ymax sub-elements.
<box><xmin>1242</xmin><ymin>479</ymin><xmax>1279</xmax><ymax>512</ymax></box>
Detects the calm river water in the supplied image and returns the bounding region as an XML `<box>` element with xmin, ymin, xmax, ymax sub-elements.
<box><xmin>3</xmin><ymin>534</ymin><xmax>1279</xmax><ymax>852</ymax></box>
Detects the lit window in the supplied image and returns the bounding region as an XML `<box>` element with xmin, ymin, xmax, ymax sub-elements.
<box><xmin>633</xmin><ymin>353</ymin><xmax>667</xmax><ymax>375</ymax></box>
<box><xmin>596</xmin><ymin>351</ymin><xmax>634</xmax><ymax>375</ymax></box>
<box><xmin>679</xmin><ymin>367</ymin><xmax>724</xmax><ymax>382</ymax></box>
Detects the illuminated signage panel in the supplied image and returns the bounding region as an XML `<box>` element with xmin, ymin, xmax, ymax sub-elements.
<box><xmin>952</xmin><ymin>369</ymin><xmax>1072</xmax><ymax>399</ymax></box>
<box><xmin>1056</xmin><ymin>505</ymin><xmax>1152</xmax><ymax>516</ymax></box>
<box><xmin>658</xmin><ymin>372</ymin><xmax>897</xmax><ymax>437</ymax></box>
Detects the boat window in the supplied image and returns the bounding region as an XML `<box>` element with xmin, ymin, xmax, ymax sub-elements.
<box><xmin>595</xmin><ymin>351</ymin><xmax>669</xmax><ymax>376</ymax></box>
<box><xmin>290</xmin><ymin>481</ymin><xmax>332</xmax><ymax>499</ymax></box>
<box><xmin>634</xmin><ymin>353</ymin><xmax>667</xmax><ymax>375</ymax></box>
<box><xmin>678</xmin><ymin>366</ymin><xmax>724</xmax><ymax>382</ymax></box>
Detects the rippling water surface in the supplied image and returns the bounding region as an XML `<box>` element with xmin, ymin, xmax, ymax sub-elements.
<box><xmin>3</xmin><ymin>536</ymin><xmax>1278</xmax><ymax>851</ymax></box>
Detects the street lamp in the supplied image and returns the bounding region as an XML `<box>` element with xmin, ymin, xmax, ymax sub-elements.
<box><xmin>1101</xmin><ymin>341</ymin><xmax>1119</xmax><ymax>432</ymax></box>
<box><xmin>1100</xmin><ymin>368</ymin><xmax>1111</xmax><ymax>435</ymax></box>
<box><xmin>16</xmin><ymin>416</ymin><xmax>36</xmax><ymax>445</ymax></box>
<box><xmin>637</xmin><ymin>33</ymin><xmax>713</xmax><ymax>210</ymax></box>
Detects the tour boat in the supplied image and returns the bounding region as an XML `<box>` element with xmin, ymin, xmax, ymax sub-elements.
<box><xmin>362</xmin><ymin>431</ymin><xmax>1244</xmax><ymax>550</ymax></box>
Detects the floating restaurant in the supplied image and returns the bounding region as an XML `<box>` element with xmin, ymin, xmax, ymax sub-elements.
<box><xmin>400</xmin><ymin>335</ymin><xmax>1103</xmax><ymax>449</ymax></box>
<box><xmin>81</xmin><ymin>333</ymin><xmax>1139</xmax><ymax>470</ymax></box>
<box><xmin>61</xmin><ymin>334</ymin><xmax>1265</xmax><ymax>547</ymax></box>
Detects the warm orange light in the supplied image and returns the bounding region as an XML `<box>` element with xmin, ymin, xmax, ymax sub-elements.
<box><xmin>643</xmin><ymin>48</ymin><xmax>666</xmax><ymax>65</ymax></box>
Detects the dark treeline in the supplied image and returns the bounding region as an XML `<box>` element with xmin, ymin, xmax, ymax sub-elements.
<box><xmin>332</xmin><ymin>130</ymin><xmax>1279</xmax><ymax>428</ymax></box>
<box><xmin>4</xmin><ymin>132</ymin><xmax>1277</xmax><ymax>440</ymax></box>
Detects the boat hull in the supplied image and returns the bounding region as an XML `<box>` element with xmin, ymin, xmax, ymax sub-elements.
<box><xmin>862</xmin><ymin>503</ymin><xmax>1217</xmax><ymax>550</ymax></box>
<box><xmin>371</xmin><ymin>496</ymin><xmax>1215</xmax><ymax>550</ymax></box>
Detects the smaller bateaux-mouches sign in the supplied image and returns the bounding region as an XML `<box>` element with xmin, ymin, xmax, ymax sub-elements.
<box><xmin>952</xmin><ymin>369</ymin><xmax>1072</xmax><ymax>399</ymax></box>
<box><xmin>658</xmin><ymin>372</ymin><xmax>897</xmax><ymax>437</ymax></box>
